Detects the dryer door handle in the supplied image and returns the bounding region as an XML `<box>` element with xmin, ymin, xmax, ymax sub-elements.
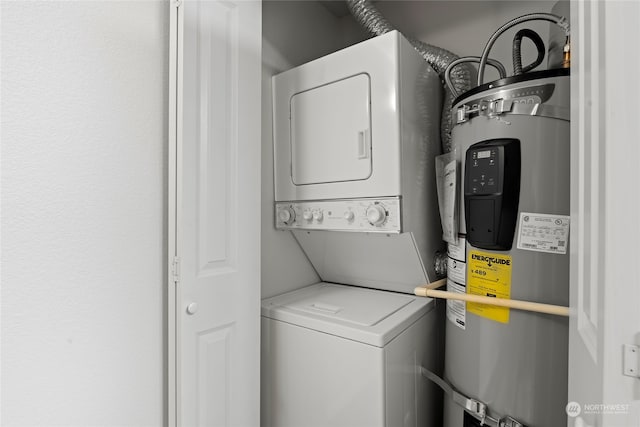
<box><xmin>357</xmin><ymin>129</ymin><xmax>371</xmax><ymax>159</ymax></box>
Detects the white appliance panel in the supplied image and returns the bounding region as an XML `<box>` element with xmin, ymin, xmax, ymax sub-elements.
<box><xmin>291</xmin><ymin>74</ymin><xmax>372</xmax><ymax>185</ymax></box>
<box><xmin>275</xmin><ymin>197</ymin><xmax>401</xmax><ymax>232</ymax></box>
<box><xmin>260</xmin><ymin>283</ymin><xmax>440</xmax><ymax>427</ymax></box>
<box><xmin>272</xmin><ymin>30</ymin><xmax>444</xmax><ymax>290</ymax></box>
<box><xmin>292</xmin><ymin>232</ymin><xmax>429</xmax><ymax>295</ymax></box>
<box><xmin>261</xmin><ymin>283</ymin><xmax>434</xmax><ymax>346</ymax></box>
<box><xmin>283</xmin><ymin>285</ymin><xmax>412</xmax><ymax>327</ymax></box>
<box><xmin>273</xmin><ymin>30</ymin><xmax>433</xmax><ymax>201</ymax></box>
<box><xmin>261</xmin><ymin>317</ymin><xmax>386</xmax><ymax>427</ymax></box>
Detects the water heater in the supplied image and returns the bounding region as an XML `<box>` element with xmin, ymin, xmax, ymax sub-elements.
<box><xmin>443</xmin><ymin>68</ymin><xmax>570</xmax><ymax>427</ymax></box>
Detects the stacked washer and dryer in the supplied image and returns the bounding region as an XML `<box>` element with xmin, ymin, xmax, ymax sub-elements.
<box><xmin>261</xmin><ymin>31</ymin><xmax>446</xmax><ymax>427</ymax></box>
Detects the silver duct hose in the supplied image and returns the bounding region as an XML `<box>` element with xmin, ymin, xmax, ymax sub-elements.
<box><xmin>445</xmin><ymin>57</ymin><xmax>507</xmax><ymax>99</ymax></box>
<box><xmin>346</xmin><ymin>0</ymin><xmax>472</xmax><ymax>153</ymax></box>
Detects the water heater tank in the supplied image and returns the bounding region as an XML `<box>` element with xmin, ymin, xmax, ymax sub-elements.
<box><xmin>444</xmin><ymin>69</ymin><xmax>570</xmax><ymax>427</ymax></box>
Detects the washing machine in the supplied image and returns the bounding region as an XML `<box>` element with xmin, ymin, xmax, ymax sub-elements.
<box><xmin>264</xmin><ymin>30</ymin><xmax>445</xmax><ymax>426</ymax></box>
<box><xmin>261</xmin><ymin>283</ymin><xmax>441</xmax><ymax>427</ymax></box>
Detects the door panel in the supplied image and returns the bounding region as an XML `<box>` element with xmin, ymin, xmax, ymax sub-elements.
<box><xmin>193</xmin><ymin>0</ymin><xmax>237</xmax><ymax>275</ymax></box>
<box><xmin>196</xmin><ymin>324</ymin><xmax>233</xmax><ymax>426</ymax></box>
<box><xmin>291</xmin><ymin>74</ymin><xmax>372</xmax><ymax>185</ymax></box>
<box><xmin>569</xmin><ymin>1</ymin><xmax>640</xmax><ymax>426</ymax></box>
<box><xmin>169</xmin><ymin>0</ymin><xmax>261</xmax><ymax>426</ymax></box>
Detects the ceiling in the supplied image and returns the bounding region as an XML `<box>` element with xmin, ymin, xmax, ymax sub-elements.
<box><xmin>318</xmin><ymin>0</ymin><xmax>352</xmax><ymax>18</ymax></box>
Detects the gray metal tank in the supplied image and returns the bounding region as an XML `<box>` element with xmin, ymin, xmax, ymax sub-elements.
<box><xmin>444</xmin><ymin>69</ymin><xmax>570</xmax><ymax>427</ymax></box>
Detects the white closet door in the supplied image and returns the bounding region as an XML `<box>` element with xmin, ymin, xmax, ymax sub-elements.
<box><xmin>568</xmin><ymin>1</ymin><xmax>640</xmax><ymax>426</ymax></box>
<box><xmin>169</xmin><ymin>0</ymin><xmax>261</xmax><ymax>426</ymax></box>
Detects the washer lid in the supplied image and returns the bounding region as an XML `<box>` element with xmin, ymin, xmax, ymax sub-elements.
<box><xmin>261</xmin><ymin>282</ymin><xmax>434</xmax><ymax>347</ymax></box>
<box><xmin>285</xmin><ymin>283</ymin><xmax>412</xmax><ymax>326</ymax></box>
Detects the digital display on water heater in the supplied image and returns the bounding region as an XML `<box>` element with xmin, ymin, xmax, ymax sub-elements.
<box><xmin>477</xmin><ymin>150</ymin><xmax>491</xmax><ymax>159</ymax></box>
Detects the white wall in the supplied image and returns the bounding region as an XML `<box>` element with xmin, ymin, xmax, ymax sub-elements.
<box><xmin>1</xmin><ymin>2</ymin><xmax>167</xmax><ymax>426</ymax></box>
<box><xmin>261</xmin><ymin>1</ymin><xmax>361</xmax><ymax>299</ymax></box>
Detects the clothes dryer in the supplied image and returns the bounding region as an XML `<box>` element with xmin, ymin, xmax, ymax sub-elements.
<box><xmin>272</xmin><ymin>30</ymin><xmax>444</xmax><ymax>294</ymax></box>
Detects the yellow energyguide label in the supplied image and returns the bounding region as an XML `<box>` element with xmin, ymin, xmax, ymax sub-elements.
<box><xmin>467</xmin><ymin>250</ymin><xmax>512</xmax><ymax>323</ymax></box>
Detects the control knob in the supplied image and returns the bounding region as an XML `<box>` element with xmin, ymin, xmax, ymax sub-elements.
<box><xmin>366</xmin><ymin>204</ymin><xmax>387</xmax><ymax>226</ymax></box>
<box><xmin>313</xmin><ymin>210</ymin><xmax>324</xmax><ymax>221</ymax></box>
<box><xmin>302</xmin><ymin>210</ymin><xmax>313</xmax><ymax>221</ymax></box>
<box><xmin>344</xmin><ymin>211</ymin><xmax>355</xmax><ymax>221</ymax></box>
<box><xmin>278</xmin><ymin>207</ymin><xmax>296</xmax><ymax>225</ymax></box>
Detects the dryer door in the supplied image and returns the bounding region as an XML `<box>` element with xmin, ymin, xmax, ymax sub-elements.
<box><xmin>290</xmin><ymin>73</ymin><xmax>372</xmax><ymax>185</ymax></box>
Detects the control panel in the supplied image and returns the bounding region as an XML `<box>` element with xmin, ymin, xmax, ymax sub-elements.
<box><xmin>275</xmin><ymin>197</ymin><xmax>401</xmax><ymax>233</ymax></box>
<box><xmin>464</xmin><ymin>138</ymin><xmax>520</xmax><ymax>250</ymax></box>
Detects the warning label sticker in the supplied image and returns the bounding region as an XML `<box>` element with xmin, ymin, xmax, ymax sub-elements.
<box><xmin>447</xmin><ymin>236</ymin><xmax>466</xmax><ymax>262</ymax></box>
<box><xmin>517</xmin><ymin>212</ymin><xmax>570</xmax><ymax>255</ymax></box>
<box><xmin>446</xmin><ymin>279</ymin><xmax>466</xmax><ymax>330</ymax></box>
<box><xmin>467</xmin><ymin>250</ymin><xmax>512</xmax><ymax>324</ymax></box>
<box><xmin>446</xmin><ymin>238</ymin><xmax>466</xmax><ymax>330</ymax></box>
<box><xmin>447</xmin><ymin>256</ymin><xmax>466</xmax><ymax>286</ymax></box>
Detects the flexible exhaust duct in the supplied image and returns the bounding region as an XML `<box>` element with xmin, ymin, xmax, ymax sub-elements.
<box><xmin>346</xmin><ymin>0</ymin><xmax>472</xmax><ymax>152</ymax></box>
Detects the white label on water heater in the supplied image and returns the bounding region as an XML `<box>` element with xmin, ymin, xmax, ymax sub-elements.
<box><xmin>441</xmin><ymin>160</ymin><xmax>458</xmax><ymax>243</ymax></box>
<box><xmin>517</xmin><ymin>212</ymin><xmax>570</xmax><ymax>254</ymax></box>
<box><xmin>446</xmin><ymin>279</ymin><xmax>466</xmax><ymax>330</ymax></box>
<box><xmin>447</xmin><ymin>237</ymin><xmax>466</xmax><ymax>262</ymax></box>
<box><xmin>447</xmin><ymin>256</ymin><xmax>466</xmax><ymax>285</ymax></box>
<box><xmin>447</xmin><ymin>238</ymin><xmax>467</xmax><ymax>329</ymax></box>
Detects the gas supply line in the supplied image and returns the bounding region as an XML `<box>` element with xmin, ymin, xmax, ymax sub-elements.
<box><xmin>414</xmin><ymin>278</ymin><xmax>570</xmax><ymax>317</ymax></box>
